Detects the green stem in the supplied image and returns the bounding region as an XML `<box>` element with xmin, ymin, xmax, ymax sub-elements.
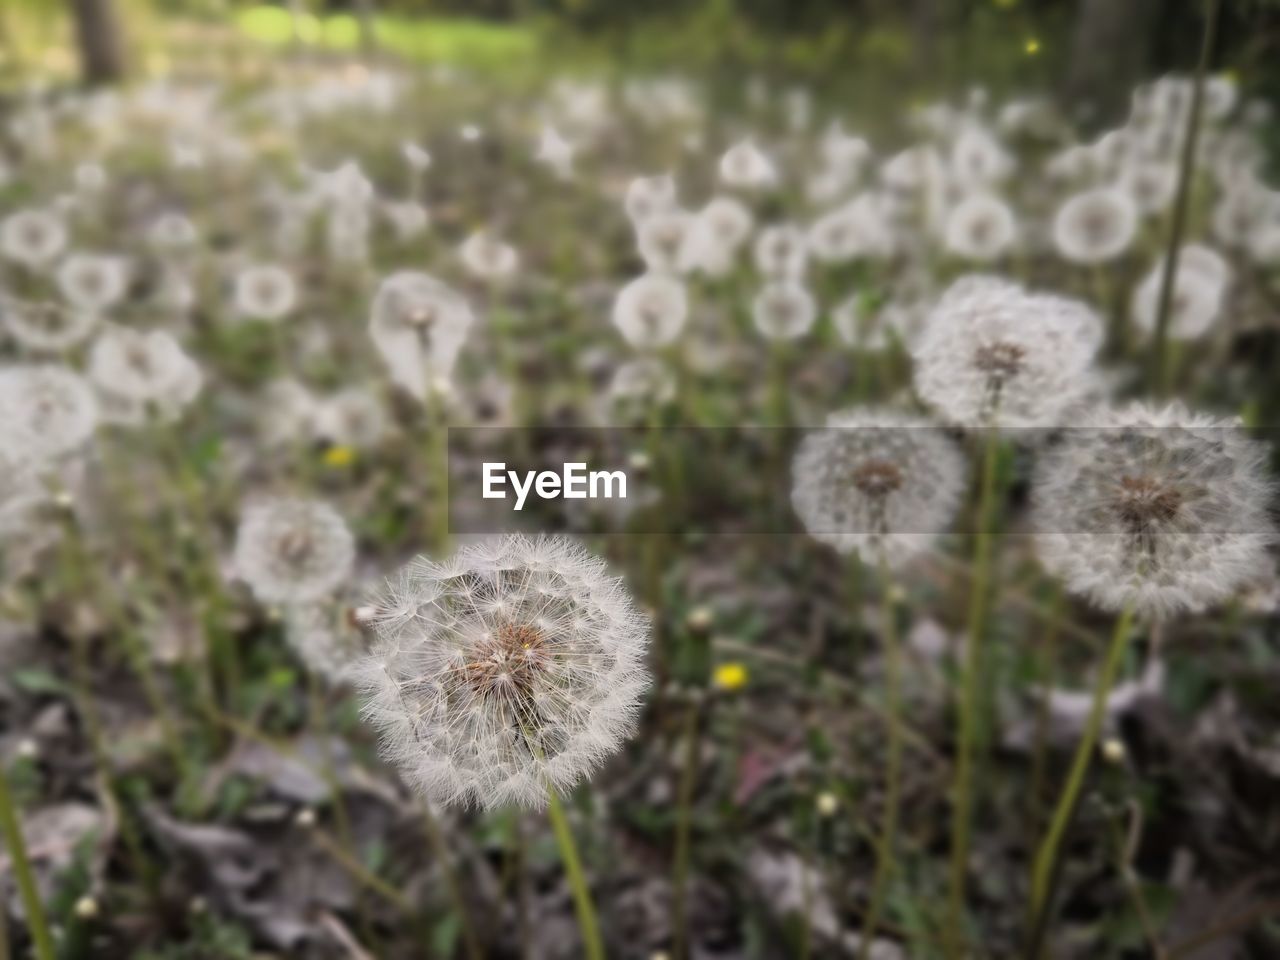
<box><xmin>672</xmin><ymin>700</ymin><xmax>701</xmax><ymax>960</ymax></box>
<box><xmin>1026</xmin><ymin>606</ymin><xmax>1136</xmax><ymax>955</ymax></box>
<box><xmin>546</xmin><ymin>790</ymin><xmax>605</xmax><ymax>960</ymax></box>
<box><xmin>1150</xmin><ymin>0</ymin><xmax>1220</xmax><ymax>395</ymax></box>
<box><xmin>946</xmin><ymin>428</ymin><xmax>1001</xmax><ymax>955</ymax></box>
<box><xmin>0</xmin><ymin>761</ymin><xmax>55</xmax><ymax>960</ymax></box>
<box><xmin>857</xmin><ymin>563</ymin><xmax>903</xmax><ymax>960</ymax></box>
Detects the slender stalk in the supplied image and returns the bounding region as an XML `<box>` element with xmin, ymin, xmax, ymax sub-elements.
<box><xmin>857</xmin><ymin>563</ymin><xmax>903</xmax><ymax>960</ymax></box>
<box><xmin>425</xmin><ymin>392</ymin><xmax>451</xmax><ymax>554</ymax></box>
<box><xmin>1150</xmin><ymin>0</ymin><xmax>1221</xmax><ymax>395</ymax></box>
<box><xmin>0</xmin><ymin>760</ymin><xmax>55</xmax><ymax>960</ymax></box>
<box><xmin>671</xmin><ymin>699</ymin><xmax>701</xmax><ymax>960</ymax></box>
<box><xmin>419</xmin><ymin>802</ymin><xmax>484</xmax><ymax>960</ymax></box>
<box><xmin>546</xmin><ymin>790</ymin><xmax>605</xmax><ymax>960</ymax></box>
<box><xmin>946</xmin><ymin>427</ymin><xmax>1001</xmax><ymax>955</ymax></box>
<box><xmin>1026</xmin><ymin>605</ymin><xmax>1135</xmax><ymax>955</ymax></box>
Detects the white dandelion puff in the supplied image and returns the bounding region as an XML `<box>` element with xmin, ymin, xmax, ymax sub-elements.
<box><xmin>1032</xmin><ymin>402</ymin><xmax>1275</xmax><ymax>619</ymax></box>
<box><xmin>719</xmin><ymin>139</ymin><xmax>778</xmax><ymax>190</ymax></box>
<box><xmin>2</xmin><ymin>298</ymin><xmax>98</xmax><ymax>353</ymax></box>
<box><xmin>752</xmin><ymin>281</ymin><xmax>816</xmax><ymax>341</ymax></box>
<box><xmin>234</xmin><ymin>264</ymin><xmax>298</xmax><ymax>321</ymax></box>
<box><xmin>87</xmin><ymin>325</ymin><xmax>203</xmax><ymax>420</ymax></box>
<box><xmin>234</xmin><ymin>498</ymin><xmax>355</xmax><ymax>607</ymax></box>
<box><xmin>913</xmin><ymin>275</ymin><xmax>1103</xmax><ymax>428</ymax></box>
<box><xmin>754</xmin><ymin>224</ymin><xmax>809</xmax><ymax>279</ymax></box>
<box><xmin>352</xmin><ymin>535</ymin><xmax>651</xmax><ymax>809</ymax></box>
<box><xmin>459</xmin><ymin>230</ymin><xmax>519</xmax><ymax>282</ymax></box>
<box><xmin>1</xmin><ymin>208</ymin><xmax>68</xmax><ymax>270</ymax></box>
<box><xmin>624</xmin><ymin>174</ymin><xmax>677</xmax><ymax>224</ymax></box>
<box><xmin>369</xmin><ymin>271</ymin><xmax>474</xmax><ymax>402</ymax></box>
<box><xmin>944</xmin><ymin>194</ymin><xmax>1017</xmax><ymax>262</ymax></box>
<box><xmin>636</xmin><ymin>209</ymin><xmax>696</xmax><ymax>274</ymax></box>
<box><xmin>1130</xmin><ymin>248</ymin><xmax>1228</xmax><ymax>341</ymax></box>
<box><xmin>1053</xmin><ymin>187</ymin><xmax>1138</xmax><ymax>264</ymax></box>
<box><xmin>0</xmin><ymin>365</ymin><xmax>98</xmax><ymax>463</ymax></box>
<box><xmin>612</xmin><ymin>273</ymin><xmax>688</xmax><ymax>350</ymax></box>
<box><xmin>56</xmin><ymin>253</ymin><xmax>129</xmax><ymax>314</ymax></box>
<box><xmin>791</xmin><ymin>408</ymin><xmax>967</xmax><ymax>568</ymax></box>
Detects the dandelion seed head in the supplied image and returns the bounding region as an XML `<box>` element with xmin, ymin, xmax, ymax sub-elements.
<box><xmin>0</xmin><ymin>364</ymin><xmax>98</xmax><ymax>463</ymax></box>
<box><xmin>612</xmin><ymin>273</ymin><xmax>688</xmax><ymax>350</ymax></box>
<box><xmin>754</xmin><ymin>224</ymin><xmax>809</xmax><ymax>279</ymax></box>
<box><xmin>913</xmin><ymin>275</ymin><xmax>1102</xmax><ymax>428</ymax></box>
<box><xmin>1032</xmin><ymin>402</ymin><xmax>1276</xmax><ymax>618</ymax></box>
<box><xmin>2</xmin><ymin>297</ymin><xmax>98</xmax><ymax>352</ymax></box>
<box><xmin>719</xmin><ymin>139</ymin><xmax>777</xmax><ymax>190</ymax></box>
<box><xmin>352</xmin><ymin>535</ymin><xmax>650</xmax><ymax>809</ymax></box>
<box><xmin>88</xmin><ymin>325</ymin><xmax>203</xmax><ymax>419</ymax></box>
<box><xmin>460</xmin><ymin>230</ymin><xmax>519</xmax><ymax>282</ymax></box>
<box><xmin>624</xmin><ymin>174</ymin><xmax>677</xmax><ymax>224</ymax></box>
<box><xmin>234</xmin><ymin>498</ymin><xmax>355</xmax><ymax>607</ymax></box>
<box><xmin>1052</xmin><ymin>187</ymin><xmax>1138</xmax><ymax>264</ymax></box>
<box><xmin>235</xmin><ymin>264</ymin><xmax>297</xmax><ymax>321</ymax></box>
<box><xmin>791</xmin><ymin>408</ymin><xmax>967</xmax><ymax>568</ymax></box>
<box><xmin>1</xmin><ymin>209</ymin><xmax>68</xmax><ymax>269</ymax></box>
<box><xmin>944</xmin><ymin>194</ymin><xmax>1016</xmax><ymax>261</ymax></box>
<box><xmin>752</xmin><ymin>281</ymin><xmax>816</xmax><ymax>341</ymax></box>
<box><xmin>369</xmin><ymin>271</ymin><xmax>473</xmax><ymax>401</ymax></box>
<box><xmin>56</xmin><ymin>253</ymin><xmax>129</xmax><ymax>314</ymax></box>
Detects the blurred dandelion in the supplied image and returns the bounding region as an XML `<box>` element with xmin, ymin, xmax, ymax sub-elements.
<box><xmin>1032</xmin><ymin>401</ymin><xmax>1275</xmax><ymax>619</ymax></box>
<box><xmin>234</xmin><ymin>498</ymin><xmax>355</xmax><ymax>608</ymax></box>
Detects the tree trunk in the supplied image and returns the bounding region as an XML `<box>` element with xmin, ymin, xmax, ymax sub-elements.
<box><xmin>1062</xmin><ymin>0</ymin><xmax>1158</xmax><ymax>128</ymax></box>
<box><xmin>69</xmin><ymin>0</ymin><xmax>126</xmax><ymax>86</ymax></box>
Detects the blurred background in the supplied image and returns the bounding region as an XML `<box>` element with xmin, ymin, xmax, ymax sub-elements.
<box><xmin>3</xmin><ymin>2</ymin><xmax>1280</xmax><ymax>960</ymax></box>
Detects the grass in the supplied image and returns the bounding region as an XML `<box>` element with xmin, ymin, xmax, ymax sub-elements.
<box><xmin>234</xmin><ymin>5</ymin><xmax>538</xmax><ymax>65</ymax></box>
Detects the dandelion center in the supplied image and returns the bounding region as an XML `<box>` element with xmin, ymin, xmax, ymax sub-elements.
<box><xmin>851</xmin><ymin>458</ymin><xmax>905</xmax><ymax>498</ymax></box>
<box><xmin>974</xmin><ymin>340</ymin><xmax>1026</xmax><ymax>380</ymax></box>
<box><xmin>1114</xmin><ymin>474</ymin><xmax>1183</xmax><ymax>529</ymax></box>
<box><xmin>461</xmin><ymin>620</ymin><xmax>554</xmax><ymax>705</ymax></box>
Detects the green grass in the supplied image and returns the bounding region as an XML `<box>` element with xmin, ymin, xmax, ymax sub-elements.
<box><xmin>235</xmin><ymin>5</ymin><xmax>538</xmax><ymax>65</ymax></box>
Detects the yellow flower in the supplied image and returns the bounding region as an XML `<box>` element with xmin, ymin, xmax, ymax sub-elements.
<box><xmin>713</xmin><ymin>662</ymin><xmax>748</xmax><ymax>692</ymax></box>
<box><xmin>1024</xmin><ymin>38</ymin><xmax>1041</xmax><ymax>55</ymax></box>
<box><xmin>323</xmin><ymin>445</ymin><xmax>356</xmax><ymax>468</ymax></box>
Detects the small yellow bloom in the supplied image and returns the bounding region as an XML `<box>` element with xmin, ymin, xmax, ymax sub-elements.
<box><xmin>323</xmin><ymin>445</ymin><xmax>356</xmax><ymax>468</ymax></box>
<box><xmin>816</xmin><ymin>791</ymin><xmax>839</xmax><ymax>817</ymax></box>
<box><xmin>1024</xmin><ymin>38</ymin><xmax>1041</xmax><ymax>55</ymax></box>
<box><xmin>713</xmin><ymin>662</ymin><xmax>748</xmax><ymax>692</ymax></box>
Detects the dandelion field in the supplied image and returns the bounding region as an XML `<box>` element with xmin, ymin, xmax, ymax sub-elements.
<box><xmin>2</xmin><ymin>2</ymin><xmax>1280</xmax><ymax>958</ymax></box>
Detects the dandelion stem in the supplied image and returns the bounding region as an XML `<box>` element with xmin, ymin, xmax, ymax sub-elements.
<box><xmin>672</xmin><ymin>698</ymin><xmax>701</xmax><ymax>960</ymax></box>
<box><xmin>0</xmin><ymin>760</ymin><xmax>55</xmax><ymax>960</ymax></box>
<box><xmin>857</xmin><ymin>562</ymin><xmax>902</xmax><ymax>960</ymax></box>
<box><xmin>946</xmin><ymin>426</ymin><xmax>1001</xmax><ymax>955</ymax></box>
<box><xmin>1026</xmin><ymin>605</ymin><xmax>1135</xmax><ymax>956</ymax></box>
<box><xmin>546</xmin><ymin>789</ymin><xmax>605</xmax><ymax>960</ymax></box>
<box><xmin>1150</xmin><ymin>0</ymin><xmax>1220</xmax><ymax>395</ymax></box>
